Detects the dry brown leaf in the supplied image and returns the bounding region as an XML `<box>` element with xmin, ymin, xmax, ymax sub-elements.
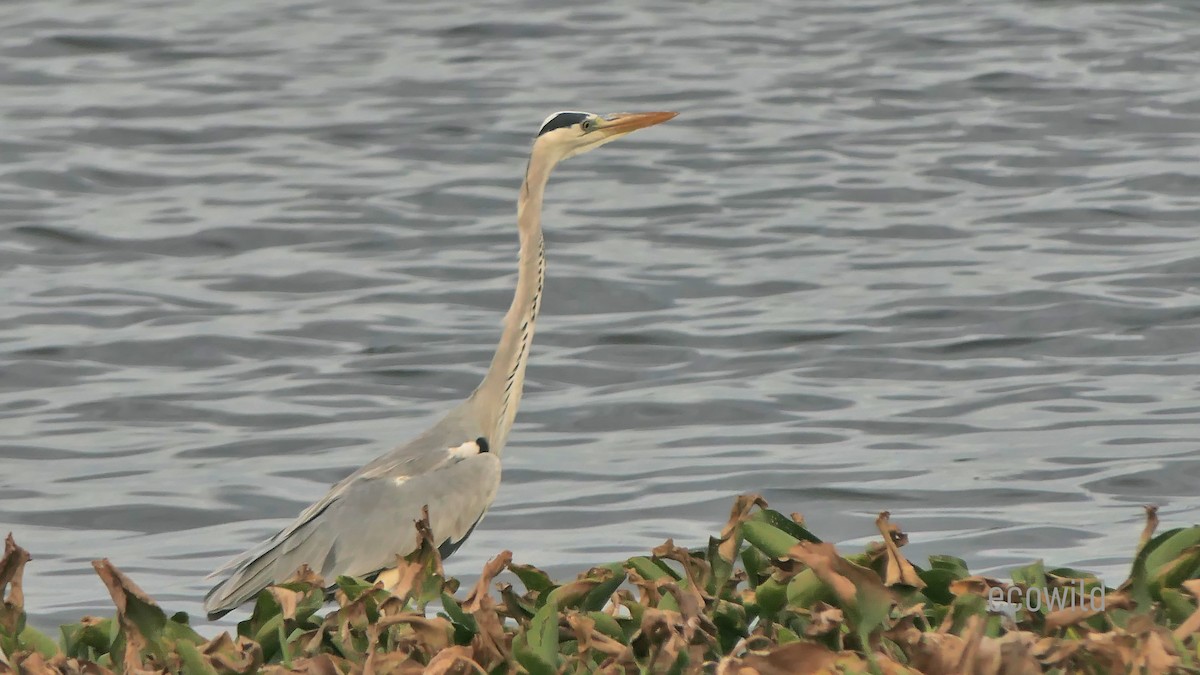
<box><xmin>636</xmin><ymin>608</ymin><xmax>690</xmax><ymax>673</ymax></box>
<box><xmin>948</xmin><ymin>575</ymin><xmax>1007</xmax><ymax>599</ymax></box>
<box><xmin>566</xmin><ymin>613</ymin><xmax>596</xmax><ymax>655</ymax></box>
<box><xmin>1133</xmin><ymin>629</ymin><xmax>1179</xmax><ymax>674</ymax></box>
<box><xmin>91</xmin><ymin>558</ymin><xmax>165</xmax><ymax>673</ymax></box>
<box><xmin>375</xmin><ymin>615</ymin><xmax>453</xmax><ymax>656</ymax></box>
<box><xmin>375</xmin><ymin>506</ymin><xmax>445</xmax><ymax>603</ymax></box>
<box><xmin>717</xmin><ymin>494</ymin><xmax>769</xmax><ymax>563</ymax></box>
<box><xmin>423</xmin><ymin>646</ymin><xmax>485</xmax><ymax>675</ymax></box>
<box><xmin>362</xmin><ymin>650</ymin><xmax>424</xmax><ymax>675</ymax></box>
<box><xmin>8</xmin><ymin>652</ymin><xmax>57</xmax><ymax>675</ymax></box>
<box><xmin>1081</xmin><ymin>632</ymin><xmax>1133</xmax><ymax>672</ymax></box>
<box><xmin>282</xmin><ymin>563</ymin><xmax>325</xmax><ymax>589</ymax></box>
<box><xmin>1123</xmin><ymin>615</ymin><xmax>1181</xmax><ymax>674</ymax></box>
<box><xmin>624</xmin><ymin>567</ymin><xmax>662</xmax><ymax>607</ymax></box>
<box><xmin>955</xmin><ymin>614</ymin><xmax>992</xmax><ymax>675</ymax></box>
<box><xmin>1033</xmin><ymin>635</ymin><xmax>1082</xmax><ymax>667</ymax></box>
<box><xmin>787</xmin><ymin>541</ymin><xmax>895</xmax><ymax>617</ymax></box>
<box><xmin>374</xmin><ymin>560</ymin><xmax>423</xmax><ymax>603</ymax></box>
<box><xmin>994</xmin><ymin>631</ymin><xmax>1041</xmax><ymax>675</ymax></box>
<box><xmin>463</xmin><ymin>551</ymin><xmax>511</xmax><ymax>613</ymax></box>
<box><xmin>653</xmin><ymin>576</ymin><xmax>708</xmax><ymax>638</ymax></box>
<box><xmin>804</xmin><ymin>601</ymin><xmax>844</xmax><ymax>637</ymax></box>
<box><xmin>0</xmin><ymin>534</ymin><xmax>30</xmax><ymax>613</ymax></box>
<box><xmin>652</xmin><ymin>539</ymin><xmax>711</xmax><ymax>598</ymax></box>
<box><xmin>786</xmin><ymin>542</ymin><xmax>856</xmax><ymax>606</ymax></box>
<box><xmin>875</xmin><ymin>512</ymin><xmax>925</xmax><ymax>589</ymax></box>
<box><xmin>565</xmin><ymin>613</ymin><xmax>633</xmax><ymax>665</ymax></box>
<box><xmin>1043</xmin><ymin>590</ymin><xmax>1129</xmax><ymax>632</ymax></box>
<box><xmin>737</xmin><ymin>642</ymin><xmax>842</xmax><ymax>675</ymax></box>
<box><xmin>42</xmin><ymin>653</ymin><xmax>116</xmax><ymax>675</ymax></box>
<box><xmin>201</xmin><ymin>634</ymin><xmax>263</xmax><ymax>674</ymax></box>
<box><xmin>1139</xmin><ymin>504</ymin><xmax>1160</xmax><ymax>552</ymax></box>
<box><xmin>294</xmin><ymin>654</ymin><xmax>346</xmax><ymax>675</ymax></box>
<box><xmin>909</xmin><ymin>632</ymin><xmax>967</xmax><ymax>675</ymax></box>
<box><xmin>543</xmin><ymin>577</ymin><xmax>604</xmax><ymax>608</ymax></box>
<box><xmin>467</xmin><ymin>592</ymin><xmax>508</xmax><ymax>668</ymax></box>
<box><xmin>267</xmin><ymin>586</ymin><xmax>303</xmax><ymax>622</ymax></box>
<box><xmin>1173</xmin><ymin>579</ymin><xmax>1200</xmax><ymax>640</ymax></box>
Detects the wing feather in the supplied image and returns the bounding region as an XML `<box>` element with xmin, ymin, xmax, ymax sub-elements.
<box><xmin>204</xmin><ymin>451</ymin><xmax>501</xmax><ymax>618</ymax></box>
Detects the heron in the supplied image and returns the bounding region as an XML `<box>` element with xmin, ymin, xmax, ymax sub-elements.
<box><xmin>203</xmin><ymin>110</ymin><xmax>677</xmax><ymax>618</ymax></box>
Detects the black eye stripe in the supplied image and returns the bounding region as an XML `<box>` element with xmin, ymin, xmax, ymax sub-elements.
<box><xmin>537</xmin><ymin>112</ymin><xmax>588</xmax><ymax>136</ymax></box>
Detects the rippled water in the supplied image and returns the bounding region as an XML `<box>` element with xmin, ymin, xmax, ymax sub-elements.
<box><xmin>3</xmin><ymin>0</ymin><xmax>1200</xmax><ymax>627</ymax></box>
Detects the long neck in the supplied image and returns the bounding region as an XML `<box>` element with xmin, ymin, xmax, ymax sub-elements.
<box><xmin>470</xmin><ymin>153</ymin><xmax>551</xmax><ymax>452</ymax></box>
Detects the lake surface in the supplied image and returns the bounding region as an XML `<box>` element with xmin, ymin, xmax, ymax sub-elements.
<box><xmin>2</xmin><ymin>0</ymin><xmax>1199</xmax><ymax>628</ymax></box>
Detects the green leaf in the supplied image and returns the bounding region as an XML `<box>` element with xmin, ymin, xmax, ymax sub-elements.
<box><xmin>513</xmin><ymin>602</ymin><xmax>559</xmax><ymax>675</ymax></box>
<box><xmin>1047</xmin><ymin>567</ymin><xmax>1099</xmax><ymax>580</ymax></box>
<box><xmin>499</xmin><ymin>584</ymin><xmax>537</xmax><ymax>620</ymax></box>
<box><xmin>580</xmin><ymin>568</ymin><xmax>627</xmax><ymax>612</ymax></box>
<box><xmin>163</xmin><ymin>614</ymin><xmax>205</xmax><ymax>646</ymax></box>
<box><xmin>253</xmin><ymin>613</ymin><xmax>285</xmax><ymax>662</ymax></box>
<box><xmin>1143</xmin><ymin>527</ymin><xmax>1200</xmax><ymax>577</ymax></box>
<box><xmin>176</xmin><ymin>639</ymin><xmax>219</xmax><ymax>675</ymax></box>
<box><xmin>440</xmin><ymin>593</ymin><xmax>478</xmax><ymax>633</ymax></box>
<box><xmin>742</xmin><ymin>520</ymin><xmax>800</xmax><ymax>560</ymax></box>
<box><xmin>928</xmin><ymin>555</ymin><xmax>969</xmax><ymax>578</ymax></box>
<box><xmin>664</xmin><ymin>649</ymin><xmax>691</xmax><ymax>675</ymax></box>
<box><xmin>586</xmin><ymin>611</ymin><xmax>626</xmax><ymax>642</ymax></box>
<box><xmin>786</xmin><ymin>568</ymin><xmax>831</xmax><ymax>609</ymax></box>
<box><xmin>705</xmin><ymin>533</ymin><xmax>734</xmax><ymax>590</ymax></box>
<box><xmin>59</xmin><ymin>622</ymin><xmax>80</xmax><ymax>658</ymax></box>
<box><xmin>61</xmin><ymin>618</ymin><xmax>116</xmax><ymax>660</ymax></box>
<box><xmin>626</xmin><ymin>556</ymin><xmax>679</xmax><ymax>581</ymax></box>
<box><xmin>712</xmin><ymin>600</ymin><xmax>748</xmax><ymax>653</ymax></box>
<box><xmin>1011</xmin><ymin>559</ymin><xmax>1047</xmax><ymax>592</ymax></box>
<box><xmin>237</xmin><ymin>590</ymin><xmax>283</xmax><ymax>660</ymax></box>
<box><xmin>741</xmin><ymin>547</ymin><xmax>767</xmax><ymax>588</ymax></box>
<box><xmin>944</xmin><ymin>592</ymin><xmax>987</xmax><ymax>634</ymax></box>
<box><xmin>1152</xmin><ymin>548</ymin><xmax>1200</xmax><ymax>595</ymax></box>
<box><xmin>1129</xmin><ymin>527</ymin><xmax>1200</xmax><ymax>607</ymax></box>
<box><xmin>334</xmin><ymin>575</ymin><xmax>376</xmax><ymax>601</ymax></box>
<box><xmin>18</xmin><ymin>623</ymin><xmax>59</xmax><ymax>659</ymax></box>
<box><xmin>527</xmin><ymin>598</ymin><xmax>560</xmax><ymax>666</ymax></box>
<box><xmin>1159</xmin><ymin>588</ymin><xmax>1195</xmax><ymax>625</ymax></box>
<box><xmin>657</xmin><ymin>592</ymin><xmax>681</xmax><ymax>612</ymax></box>
<box><xmin>849</xmin><ymin>569</ymin><xmax>894</xmax><ymax>637</ymax></box>
<box><xmin>917</xmin><ymin>568</ymin><xmax>958</xmax><ymax>606</ymax></box>
<box><xmin>756</xmin><ymin>576</ymin><xmax>789</xmax><ymax>618</ymax></box>
<box><xmin>750</xmin><ymin>510</ymin><xmax>822</xmax><ymax>544</ymax></box>
<box><xmin>510</xmin><ymin>563</ymin><xmax>554</xmax><ymax>595</ymax></box>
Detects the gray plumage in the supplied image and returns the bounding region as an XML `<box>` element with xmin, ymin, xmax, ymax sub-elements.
<box><xmin>204</xmin><ymin>110</ymin><xmax>677</xmax><ymax>619</ymax></box>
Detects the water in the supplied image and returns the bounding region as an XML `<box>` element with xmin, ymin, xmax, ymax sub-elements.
<box><xmin>2</xmin><ymin>0</ymin><xmax>1199</xmax><ymax>628</ymax></box>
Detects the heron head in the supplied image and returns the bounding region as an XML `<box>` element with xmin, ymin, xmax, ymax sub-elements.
<box><xmin>532</xmin><ymin>110</ymin><xmax>677</xmax><ymax>163</ymax></box>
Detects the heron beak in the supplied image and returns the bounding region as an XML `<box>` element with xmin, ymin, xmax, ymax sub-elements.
<box><xmin>598</xmin><ymin>111</ymin><xmax>678</xmax><ymax>136</ymax></box>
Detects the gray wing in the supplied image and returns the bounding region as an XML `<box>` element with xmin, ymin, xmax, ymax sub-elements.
<box><xmin>204</xmin><ymin>451</ymin><xmax>500</xmax><ymax>618</ymax></box>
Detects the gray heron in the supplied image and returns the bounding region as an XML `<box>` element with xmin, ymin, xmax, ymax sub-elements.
<box><xmin>203</xmin><ymin>110</ymin><xmax>677</xmax><ymax>619</ymax></box>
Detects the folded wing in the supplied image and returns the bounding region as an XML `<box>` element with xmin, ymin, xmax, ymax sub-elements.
<box><xmin>204</xmin><ymin>449</ymin><xmax>500</xmax><ymax>619</ymax></box>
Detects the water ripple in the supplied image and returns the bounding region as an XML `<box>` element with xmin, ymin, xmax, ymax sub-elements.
<box><xmin>2</xmin><ymin>0</ymin><xmax>1200</xmax><ymax>628</ymax></box>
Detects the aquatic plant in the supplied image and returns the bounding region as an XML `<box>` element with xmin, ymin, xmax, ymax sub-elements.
<box><xmin>2</xmin><ymin>496</ymin><xmax>1198</xmax><ymax>674</ymax></box>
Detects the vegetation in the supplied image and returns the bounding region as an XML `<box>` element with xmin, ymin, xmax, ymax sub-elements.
<box><xmin>2</xmin><ymin>496</ymin><xmax>1199</xmax><ymax>674</ymax></box>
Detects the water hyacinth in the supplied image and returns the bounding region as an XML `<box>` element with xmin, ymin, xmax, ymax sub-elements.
<box><xmin>1</xmin><ymin>497</ymin><xmax>1199</xmax><ymax>674</ymax></box>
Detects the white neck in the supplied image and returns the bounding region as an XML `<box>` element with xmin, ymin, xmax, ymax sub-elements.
<box><xmin>468</xmin><ymin>148</ymin><xmax>555</xmax><ymax>453</ymax></box>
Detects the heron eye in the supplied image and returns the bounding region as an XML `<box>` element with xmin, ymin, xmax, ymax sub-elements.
<box><xmin>581</xmin><ymin>119</ymin><xmax>595</xmax><ymax>132</ymax></box>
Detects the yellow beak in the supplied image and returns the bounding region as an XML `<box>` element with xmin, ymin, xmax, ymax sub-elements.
<box><xmin>598</xmin><ymin>111</ymin><xmax>679</xmax><ymax>135</ymax></box>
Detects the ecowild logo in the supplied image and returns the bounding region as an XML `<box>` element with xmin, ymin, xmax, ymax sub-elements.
<box><xmin>987</xmin><ymin>581</ymin><xmax>1105</xmax><ymax>613</ymax></box>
